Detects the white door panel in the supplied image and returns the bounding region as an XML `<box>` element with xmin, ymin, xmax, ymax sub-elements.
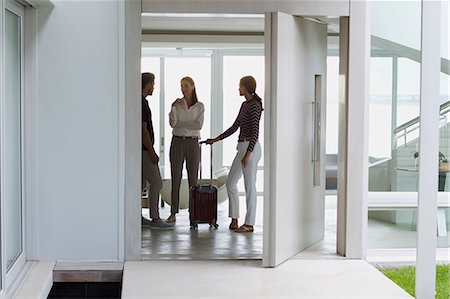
<box><xmin>264</xmin><ymin>12</ymin><xmax>327</xmax><ymax>267</ymax></box>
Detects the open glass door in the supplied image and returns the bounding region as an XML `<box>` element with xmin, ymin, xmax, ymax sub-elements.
<box><xmin>263</xmin><ymin>12</ymin><xmax>327</xmax><ymax>267</ymax></box>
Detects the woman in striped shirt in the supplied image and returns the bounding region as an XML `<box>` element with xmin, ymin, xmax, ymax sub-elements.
<box><xmin>206</xmin><ymin>76</ymin><xmax>263</xmax><ymax>233</ymax></box>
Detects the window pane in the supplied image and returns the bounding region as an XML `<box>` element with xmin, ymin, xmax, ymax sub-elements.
<box><xmin>222</xmin><ymin>55</ymin><xmax>264</xmax><ymax>168</ymax></box>
<box><xmin>164</xmin><ymin>58</ymin><xmax>211</xmax><ymax>179</ymax></box>
<box><xmin>397</xmin><ymin>58</ymin><xmax>420</xmax><ymax>126</ymax></box>
<box><xmin>369</xmin><ymin>57</ymin><xmax>393</xmax><ymax>159</ymax></box>
<box><xmin>4</xmin><ymin>9</ymin><xmax>23</xmax><ymax>271</ymax></box>
<box><xmin>369</xmin><ymin>1</ymin><xmax>422</xmax><ymax>250</ymax></box>
<box><xmin>438</xmin><ymin>0</ymin><xmax>450</xmax><ymax>248</ymax></box>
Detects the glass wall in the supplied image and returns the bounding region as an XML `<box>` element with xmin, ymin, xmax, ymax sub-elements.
<box><xmin>438</xmin><ymin>0</ymin><xmax>449</xmax><ymax>249</ymax></box>
<box><xmin>368</xmin><ymin>1</ymin><xmax>423</xmax><ymax>249</ymax></box>
<box><xmin>367</xmin><ymin>1</ymin><xmax>449</xmax><ymax>250</ymax></box>
<box><xmin>369</xmin><ymin>57</ymin><xmax>393</xmax><ymax>160</ymax></box>
<box><xmin>4</xmin><ymin>7</ymin><xmax>23</xmax><ymax>271</ymax></box>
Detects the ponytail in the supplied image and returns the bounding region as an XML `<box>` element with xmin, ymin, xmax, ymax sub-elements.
<box><xmin>252</xmin><ymin>92</ymin><xmax>264</xmax><ymax>111</ymax></box>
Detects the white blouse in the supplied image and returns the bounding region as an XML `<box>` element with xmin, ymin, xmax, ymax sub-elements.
<box><xmin>169</xmin><ymin>98</ymin><xmax>205</xmax><ymax>138</ymax></box>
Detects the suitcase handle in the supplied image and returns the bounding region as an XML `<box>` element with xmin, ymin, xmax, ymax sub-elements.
<box><xmin>198</xmin><ymin>141</ymin><xmax>213</xmax><ymax>186</ymax></box>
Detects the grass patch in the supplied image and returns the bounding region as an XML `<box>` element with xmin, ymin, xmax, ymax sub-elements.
<box><xmin>380</xmin><ymin>264</ymin><xmax>449</xmax><ymax>299</ymax></box>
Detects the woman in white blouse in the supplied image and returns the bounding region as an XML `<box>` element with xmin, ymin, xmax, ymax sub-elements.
<box><xmin>167</xmin><ymin>77</ymin><xmax>205</xmax><ymax>223</ymax></box>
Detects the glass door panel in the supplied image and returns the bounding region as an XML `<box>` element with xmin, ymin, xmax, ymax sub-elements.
<box><xmin>4</xmin><ymin>8</ymin><xmax>23</xmax><ymax>271</ymax></box>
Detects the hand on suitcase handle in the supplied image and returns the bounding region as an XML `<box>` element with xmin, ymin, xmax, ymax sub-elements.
<box><xmin>203</xmin><ymin>137</ymin><xmax>219</xmax><ymax>145</ymax></box>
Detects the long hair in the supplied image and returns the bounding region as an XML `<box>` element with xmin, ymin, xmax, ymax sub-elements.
<box><xmin>181</xmin><ymin>76</ymin><xmax>198</xmax><ymax>105</ymax></box>
<box><xmin>240</xmin><ymin>76</ymin><xmax>263</xmax><ymax>111</ymax></box>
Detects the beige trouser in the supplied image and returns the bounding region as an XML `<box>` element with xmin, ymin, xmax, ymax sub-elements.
<box><xmin>170</xmin><ymin>136</ymin><xmax>200</xmax><ymax>214</ymax></box>
<box><xmin>142</xmin><ymin>151</ymin><xmax>163</xmax><ymax>220</ymax></box>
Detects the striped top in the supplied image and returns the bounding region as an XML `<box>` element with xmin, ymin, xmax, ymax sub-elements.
<box><xmin>218</xmin><ymin>99</ymin><xmax>263</xmax><ymax>152</ymax></box>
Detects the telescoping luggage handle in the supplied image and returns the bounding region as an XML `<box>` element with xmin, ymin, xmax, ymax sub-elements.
<box><xmin>198</xmin><ymin>141</ymin><xmax>213</xmax><ymax>187</ymax></box>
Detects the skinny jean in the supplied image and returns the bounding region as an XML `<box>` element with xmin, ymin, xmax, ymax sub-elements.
<box><xmin>227</xmin><ymin>141</ymin><xmax>262</xmax><ymax>226</ymax></box>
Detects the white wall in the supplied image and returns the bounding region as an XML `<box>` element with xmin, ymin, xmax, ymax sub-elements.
<box><xmin>31</xmin><ymin>1</ymin><xmax>123</xmax><ymax>260</ymax></box>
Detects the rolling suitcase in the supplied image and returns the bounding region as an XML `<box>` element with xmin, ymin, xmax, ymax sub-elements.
<box><xmin>189</xmin><ymin>142</ymin><xmax>219</xmax><ymax>229</ymax></box>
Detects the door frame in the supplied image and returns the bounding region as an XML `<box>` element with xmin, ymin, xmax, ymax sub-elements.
<box><xmin>124</xmin><ymin>0</ymin><xmax>370</xmax><ymax>262</ymax></box>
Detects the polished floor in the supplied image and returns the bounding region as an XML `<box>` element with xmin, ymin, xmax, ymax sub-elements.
<box><xmin>142</xmin><ymin>194</ymin><xmax>450</xmax><ymax>261</ymax></box>
<box><xmin>141</xmin><ymin>196</ymin><xmax>264</xmax><ymax>260</ymax></box>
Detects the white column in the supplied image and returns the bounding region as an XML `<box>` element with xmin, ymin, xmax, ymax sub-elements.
<box><xmin>337</xmin><ymin>16</ymin><xmax>348</xmax><ymax>256</ymax></box>
<box><xmin>415</xmin><ymin>0</ymin><xmax>441</xmax><ymax>298</ymax></box>
<box><xmin>123</xmin><ymin>0</ymin><xmax>142</xmax><ymax>261</ymax></box>
<box><xmin>24</xmin><ymin>5</ymin><xmax>39</xmax><ymax>260</ymax></box>
<box><xmin>0</xmin><ymin>0</ymin><xmax>3</xmax><ymax>289</ymax></box>
<box><xmin>345</xmin><ymin>0</ymin><xmax>370</xmax><ymax>258</ymax></box>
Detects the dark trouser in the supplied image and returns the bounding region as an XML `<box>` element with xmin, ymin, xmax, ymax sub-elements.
<box><xmin>170</xmin><ymin>136</ymin><xmax>200</xmax><ymax>214</ymax></box>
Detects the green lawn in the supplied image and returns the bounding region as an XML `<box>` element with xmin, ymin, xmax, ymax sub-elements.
<box><xmin>380</xmin><ymin>264</ymin><xmax>450</xmax><ymax>299</ymax></box>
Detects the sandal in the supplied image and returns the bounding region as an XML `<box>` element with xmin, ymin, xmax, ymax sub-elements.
<box><xmin>229</xmin><ymin>223</ymin><xmax>238</xmax><ymax>230</ymax></box>
<box><xmin>234</xmin><ymin>225</ymin><xmax>254</xmax><ymax>233</ymax></box>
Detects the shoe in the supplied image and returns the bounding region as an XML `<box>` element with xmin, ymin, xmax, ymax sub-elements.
<box><xmin>142</xmin><ymin>217</ymin><xmax>152</xmax><ymax>226</ymax></box>
<box><xmin>166</xmin><ymin>214</ymin><xmax>176</xmax><ymax>223</ymax></box>
<box><xmin>149</xmin><ymin>219</ymin><xmax>174</xmax><ymax>230</ymax></box>
<box><xmin>234</xmin><ymin>225</ymin><xmax>254</xmax><ymax>233</ymax></box>
<box><xmin>229</xmin><ymin>223</ymin><xmax>238</xmax><ymax>230</ymax></box>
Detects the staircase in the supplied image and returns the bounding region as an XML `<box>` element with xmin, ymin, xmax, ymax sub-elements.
<box><xmin>369</xmin><ymin>100</ymin><xmax>450</xmax><ymax>192</ymax></box>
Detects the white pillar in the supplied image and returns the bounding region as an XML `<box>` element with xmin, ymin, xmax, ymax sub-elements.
<box><xmin>123</xmin><ymin>0</ymin><xmax>142</xmax><ymax>261</ymax></box>
<box><xmin>344</xmin><ymin>0</ymin><xmax>370</xmax><ymax>258</ymax></box>
<box><xmin>337</xmin><ymin>16</ymin><xmax>348</xmax><ymax>256</ymax></box>
<box><xmin>415</xmin><ymin>0</ymin><xmax>441</xmax><ymax>298</ymax></box>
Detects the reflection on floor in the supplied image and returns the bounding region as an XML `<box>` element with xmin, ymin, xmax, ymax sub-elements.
<box><xmin>142</xmin><ymin>194</ymin><xmax>449</xmax><ymax>261</ymax></box>
<box><xmin>141</xmin><ymin>196</ymin><xmax>264</xmax><ymax>260</ymax></box>
<box><xmin>368</xmin><ymin>218</ymin><xmax>450</xmax><ymax>249</ymax></box>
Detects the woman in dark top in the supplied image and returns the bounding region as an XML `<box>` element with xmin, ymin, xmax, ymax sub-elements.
<box><xmin>206</xmin><ymin>76</ymin><xmax>263</xmax><ymax>233</ymax></box>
